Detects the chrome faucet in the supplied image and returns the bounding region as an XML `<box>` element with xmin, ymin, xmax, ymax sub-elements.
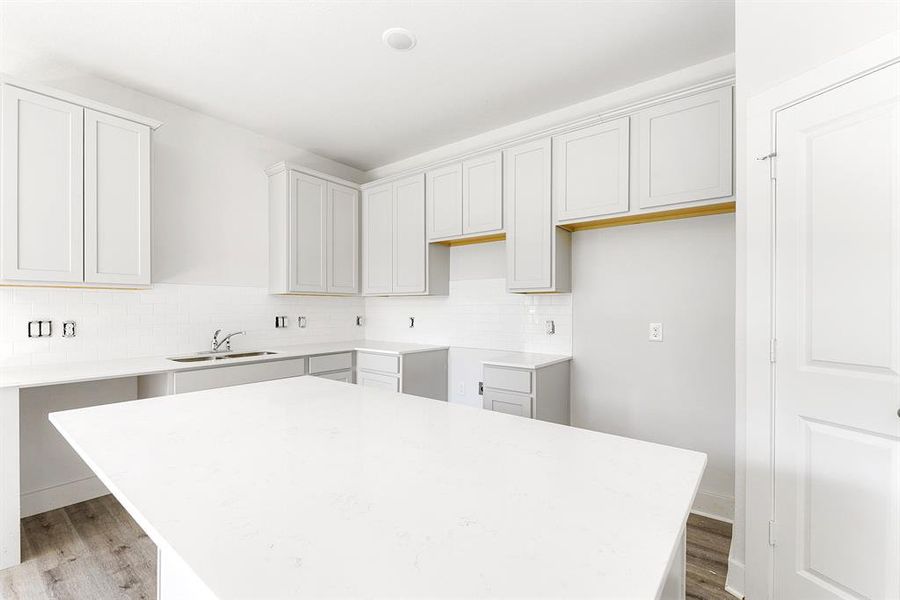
<box><xmin>211</xmin><ymin>329</ymin><xmax>246</xmax><ymax>353</ymax></box>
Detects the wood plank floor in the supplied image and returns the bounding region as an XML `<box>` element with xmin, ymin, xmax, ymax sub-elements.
<box><xmin>1</xmin><ymin>496</ymin><xmax>735</xmax><ymax>599</ymax></box>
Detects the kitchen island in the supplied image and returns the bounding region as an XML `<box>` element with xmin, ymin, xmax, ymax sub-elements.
<box><xmin>50</xmin><ymin>376</ymin><xmax>704</xmax><ymax>599</ymax></box>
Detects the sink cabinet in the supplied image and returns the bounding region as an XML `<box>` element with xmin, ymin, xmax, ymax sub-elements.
<box><xmin>140</xmin><ymin>357</ymin><xmax>308</xmax><ymax>395</ymax></box>
<box><xmin>267</xmin><ymin>163</ymin><xmax>359</xmax><ymax>295</ymax></box>
<box><xmin>0</xmin><ymin>83</ymin><xmax>156</xmax><ymax>287</ymax></box>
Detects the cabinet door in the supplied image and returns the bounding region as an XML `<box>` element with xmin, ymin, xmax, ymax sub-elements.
<box><xmin>462</xmin><ymin>151</ymin><xmax>503</xmax><ymax>234</ymax></box>
<box><xmin>1</xmin><ymin>85</ymin><xmax>84</xmax><ymax>282</ymax></box>
<box><xmin>326</xmin><ymin>182</ymin><xmax>358</xmax><ymax>294</ymax></box>
<box><xmin>483</xmin><ymin>389</ymin><xmax>532</xmax><ymax>418</ymax></box>
<box><xmin>504</xmin><ymin>138</ymin><xmax>552</xmax><ymax>291</ymax></box>
<box><xmin>635</xmin><ymin>86</ymin><xmax>733</xmax><ymax>209</ymax></box>
<box><xmin>392</xmin><ymin>174</ymin><xmax>426</xmax><ymax>293</ymax></box>
<box><xmin>554</xmin><ymin>118</ymin><xmax>629</xmax><ymax>222</ymax></box>
<box><xmin>357</xmin><ymin>371</ymin><xmax>400</xmax><ymax>391</ymax></box>
<box><xmin>426</xmin><ymin>163</ymin><xmax>462</xmax><ymax>240</ymax></box>
<box><xmin>83</xmin><ymin>110</ymin><xmax>151</xmax><ymax>285</ymax></box>
<box><xmin>362</xmin><ymin>182</ymin><xmax>393</xmax><ymax>294</ymax></box>
<box><xmin>290</xmin><ymin>172</ymin><xmax>327</xmax><ymax>292</ymax></box>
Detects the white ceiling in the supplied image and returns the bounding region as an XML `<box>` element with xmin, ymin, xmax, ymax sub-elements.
<box><xmin>0</xmin><ymin>1</ymin><xmax>734</xmax><ymax>171</ymax></box>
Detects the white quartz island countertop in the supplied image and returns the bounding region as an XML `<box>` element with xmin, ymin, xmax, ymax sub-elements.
<box><xmin>50</xmin><ymin>376</ymin><xmax>705</xmax><ymax>599</ymax></box>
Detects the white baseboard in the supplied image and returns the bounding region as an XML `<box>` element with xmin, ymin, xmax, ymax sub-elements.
<box><xmin>724</xmin><ymin>557</ymin><xmax>745</xmax><ymax>599</ymax></box>
<box><xmin>691</xmin><ymin>490</ymin><xmax>735</xmax><ymax>523</ymax></box>
<box><xmin>21</xmin><ymin>475</ymin><xmax>109</xmax><ymax>517</ymax></box>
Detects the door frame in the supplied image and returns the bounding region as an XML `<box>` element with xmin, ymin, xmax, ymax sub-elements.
<box><xmin>743</xmin><ymin>32</ymin><xmax>900</xmax><ymax>600</ymax></box>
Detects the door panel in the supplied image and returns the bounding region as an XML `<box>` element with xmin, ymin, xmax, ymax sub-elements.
<box><xmin>504</xmin><ymin>139</ymin><xmax>551</xmax><ymax>290</ymax></box>
<box><xmin>392</xmin><ymin>174</ymin><xmax>426</xmax><ymax>293</ymax></box>
<box><xmin>290</xmin><ymin>172</ymin><xmax>327</xmax><ymax>292</ymax></box>
<box><xmin>426</xmin><ymin>163</ymin><xmax>462</xmax><ymax>240</ymax></box>
<box><xmin>326</xmin><ymin>182</ymin><xmax>358</xmax><ymax>294</ymax></box>
<box><xmin>362</xmin><ymin>183</ymin><xmax>393</xmax><ymax>294</ymax></box>
<box><xmin>462</xmin><ymin>152</ymin><xmax>503</xmax><ymax>234</ymax></box>
<box><xmin>84</xmin><ymin>110</ymin><xmax>150</xmax><ymax>285</ymax></box>
<box><xmin>554</xmin><ymin>118</ymin><xmax>629</xmax><ymax>221</ymax></box>
<box><xmin>774</xmin><ymin>63</ymin><xmax>900</xmax><ymax>600</ymax></box>
<box><xmin>1</xmin><ymin>85</ymin><xmax>84</xmax><ymax>282</ymax></box>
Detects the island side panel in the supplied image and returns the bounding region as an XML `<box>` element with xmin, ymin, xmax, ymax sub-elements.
<box><xmin>0</xmin><ymin>386</ymin><xmax>20</xmax><ymax>570</ymax></box>
<box><xmin>400</xmin><ymin>349</ymin><xmax>449</xmax><ymax>401</ymax></box>
<box><xmin>158</xmin><ymin>547</ymin><xmax>217</xmax><ymax>600</ymax></box>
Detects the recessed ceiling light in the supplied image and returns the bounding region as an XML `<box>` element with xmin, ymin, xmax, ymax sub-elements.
<box><xmin>382</xmin><ymin>27</ymin><xmax>416</xmax><ymax>51</ymax></box>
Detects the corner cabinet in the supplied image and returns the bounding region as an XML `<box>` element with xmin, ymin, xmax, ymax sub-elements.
<box><xmin>0</xmin><ymin>83</ymin><xmax>157</xmax><ymax>287</ymax></box>
<box><xmin>362</xmin><ymin>174</ymin><xmax>448</xmax><ymax>296</ymax></box>
<box><xmin>268</xmin><ymin>163</ymin><xmax>359</xmax><ymax>295</ymax></box>
<box><xmin>504</xmin><ymin>138</ymin><xmax>570</xmax><ymax>293</ymax></box>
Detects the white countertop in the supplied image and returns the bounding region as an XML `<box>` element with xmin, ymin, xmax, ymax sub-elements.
<box><xmin>481</xmin><ymin>351</ymin><xmax>572</xmax><ymax>369</ymax></box>
<box><xmin>50</xmin><ymin>376</ymin><xmax>705</xmax><ymax>599</ymax></box>
<box><xmin>0</xmin><ymin>340</ymin><xmax>448</xmax><ymax>389</ymax></box>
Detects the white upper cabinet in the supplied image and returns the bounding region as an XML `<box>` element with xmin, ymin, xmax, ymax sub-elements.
<box><xmin>553</xmin><ymin>118</ymin><xmax>629</xmax><ymax>223</ymax></box>
<box><xmin>462</xmin><ymin>151</ymin><xmax>503</xmax><ymax>235</ymax></box>
<box><xmin>83</xmin><ymin>109</ymin><xmax>151</xmax><ymax>285</ymax></box>
<box><xmin>268</xmin><ymin>165</ymin><xmax>358</xmax><ymax>295</ymax></box>
<box><xmin>362</xmin><ymin>182</ymin><xmax>394</xmax><ymax>295</ymax></box>
<box><xmin>1</xmin><ymin>83</ymin><xmax>157</xmax><ymax>287</ymax></box>
<box><xmin>326</xmin><ymin>182</ymin><xmax>359</xmax><ymax>294</ymax></box>
<box><xmin>426</xmin><ymin>163</ymin><xmax>462</xmax><ymax>241</ymax></box>
<box><xmin>392</xmin><ymin>174</ymin><xmax>426</xmax><ymax>293</ymax></box>
<box><xmin>290</xmin><ymin>172</ymin><xmax>327</xmax><ymax>293</ymax></box>
<box><xmin>1</xmin><ymin>85</ymin><xmax>84</xmax><ymax>283</ymax></box>
<box><xmin>634</xmin><ymin>86</ymin><xmax>733</xmax><ymax>209</ymax></box>
<box><xmin>504</xmin><ymin>138</ymin><xmax>570</xmax><ymax>293</ymax></box>
<box><xmin>362</xmin><ymin>175</ymin><xmax>448</xmax><ymax>296</ymax></box>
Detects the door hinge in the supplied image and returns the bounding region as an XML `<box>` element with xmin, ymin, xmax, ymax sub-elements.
<box><xmin>769</xmin><ymin>338</ymin><xmax>777</xmax><ymax>363</ymax></box>
<box><xmin>769</xmin><ymin>520</ymin><xmax>777</xmax><ymax>546</ymax></box>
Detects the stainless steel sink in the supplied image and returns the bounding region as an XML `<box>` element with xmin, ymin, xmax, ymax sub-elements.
<box><xmin>168</xmin><ymin>351</ymin><xmax>277</xmax><ymax>363</ymax></box>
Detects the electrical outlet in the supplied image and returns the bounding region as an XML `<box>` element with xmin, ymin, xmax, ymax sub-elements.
<box><xmin>478</xmin><ymin>381</ymin><xmax>484</xmax><ymax>396</ymax></box>
<box><xmin>27</xmin><ymin>320</ymin><xmax>52</xmax><ymax>338</ymax></box>
<box><xmin>409</xmin><ymin>316</ymin><xmax>415</xmax><ymax>328</ymax></box>
<box><xmin>274</xmin><ymin>316</ymin><xmax>288</xmax><ymax>328</ymax></box>
<box><xmin>649</xmin><ymin>322</ymin><xmax>663</xmax><ymax>342</ymax></box>
<box><xmin>62</xmin><ymin>321</ymin><xmax>76</xmax><ymax>338</ymax></box>
<box><xmin>456</xmin><ymin>381</ymin><xmax>465</xmax><ymax>396</ymax></box>
<box><xmin>546</xmin><ymin>320</ymin><xmax>556</xmax><ymax>335</ymax></box>
<box><xmin>298</xmin><ymin>316</ymin><xmax>307</xmax><ymax>328</ymax></box>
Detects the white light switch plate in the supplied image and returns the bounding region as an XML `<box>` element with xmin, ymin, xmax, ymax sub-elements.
<box><xmin>649</xmin><ymin>322</ymin><xmax>663</xmax><ymax>342</ymax></box>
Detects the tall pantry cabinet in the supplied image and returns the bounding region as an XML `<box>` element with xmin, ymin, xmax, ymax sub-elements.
<box><xmin>1</xmin><ymin>83</ymin><xmax>158</xmax><ymax>286</ymax></box>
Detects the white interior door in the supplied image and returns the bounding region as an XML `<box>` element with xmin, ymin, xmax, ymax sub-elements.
<box><xmin>290</xmin><ymin>172</ymin><xmax>327</xmax><ymax>292</ymax></box>
<box><xmin>326</xmin><ymin>182</ymin><xmax>358</xmax><ymax>294</ymax></box>
<box><xmin>84</xmin><ymin>109</ymin><xmax>151</xmax><ymax>285</ymax></box>
<box><xmin>392</xmin><ymin>174</ymin><xmax>426</xmax><ymax>294</ymax></box>
<box><xmin>774</xmin><ymin>62</ymin><xmax>900</xmax><ymax>600</ymax></box>
<box><xmin>1</xmin><ymin>85</ymin><xmax>84</xmax><ymax>282</ymax></box>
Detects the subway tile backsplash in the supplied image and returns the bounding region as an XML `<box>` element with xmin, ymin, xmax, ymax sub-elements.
<box><xmin>1</xmin><ymin>278</ymin><xmax>572</xmax><ymax>368</ymax></box>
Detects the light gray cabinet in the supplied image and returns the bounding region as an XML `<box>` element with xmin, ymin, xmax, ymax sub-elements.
<box><xmin>633</xmin><ymin>86</ymin><xmax>733</xmax><ymax>209</ymax></box>
<box><xmin>268</xmin><ymin>163</ymin><xmax>359</xmax><ymax>295</ymax></box>
<box><xmin>362</xmin><ymin>175</ymin><xmax>448</xmax><ymax>296</ymax></box>
<box><xmin>356</xmin><ymin>349</ymin><xmax>448</xmax><ymax>401</ymax></box>
<box><xmin>1</xmin><ymin>84</ymin><xmax>153</xmax><ymax>286</ymax></box>
<box><xmin>426</xmin><ymin>163</ymin><xmax>463</xmax><ymax>240</ymax></box>
<box><xmin>503</xmin><ymin>138</ymin><xmax>570</xmax><ymax>293</ymax></box>
<box><xmin>309</xmin><ymin>352</ymin><xmax>354</xmax><ymax>383</ymax></box>
<box><xmin>426</xmin><ymin>152</ymin><xmax>503</xmax><ymax>242</ymax></box>
<box><xmin>482</xmin><ymin>361</ymin><xmax>570</xmax><ymax>425</ymax></box>
<box><xmin>553</xmin><ymin>118</ymin><xmax>630</xmax><ymax>223</ymax></box>
<box><xmin>166</xmin><ymin>358</ymin><xmax>307</xmax><ymax>394</ymax></box>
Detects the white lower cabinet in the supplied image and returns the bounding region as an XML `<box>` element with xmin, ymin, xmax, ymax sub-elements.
<box><xmin>482</xmin><ymin>361</ymin><xmax>570</xmax><ymax>424</ymax></box>
<box><xmin>356</xmin><ymin>349</ymin><xmax>448</xmax><ymax>401</ymax></box>
<box><xmin>168</xmin><ymin>358</ymin><xmax>307</xmax><ymax>394</ymax></box>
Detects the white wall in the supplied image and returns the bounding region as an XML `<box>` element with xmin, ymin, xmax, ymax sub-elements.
<box><xmin>732</xmin><ymin>3</ymin><xmax>900</xmax><ymax>596</ymax></box>
<box><xmin>1</xmin><ymin>64</ymin><xmax>365</xmax><ymax>287</ymax></box>
<box><xmin>571</xmin><ymin>214</ymin><xmax>736</xmax><ymax>520</ymax></box>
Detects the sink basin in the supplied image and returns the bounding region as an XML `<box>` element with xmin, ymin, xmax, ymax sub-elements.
<box><xmin>168</xmin><ymin>351</ymin><xmax>277</xmax><ymax>363</ymax></box>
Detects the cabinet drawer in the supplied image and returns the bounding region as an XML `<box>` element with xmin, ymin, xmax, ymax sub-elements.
<box><xmin>357</xmin><ymin>352</ymin><xmax>400</xmax><ymax>374</ymax></box>
<box><xmin>483</xmin><ymin>389</ymin><xmax>532</xmax><ymax>418</ymax></box>
<box><xmin>316</xmin><ymin>369</ymin><xmax>353</xmax><ymax>383</ymax></box>
<box><xmin>173</xmin><ymin>358</ymin><xmax>306</xmax><ymax>394</ymax></box>
<box><xmin>483</xmin><ymin>365</ymin><xmax>532</xmax><ymax>394</ymax></box>
<box><xmin>308</xmin><ymin>352</ymin><xmax>353</xmax><ymax>374</ymax></box>
<box><xmin>357</xmin><ymin>371</ymin><xmax>399</xmax><ymax>391</ymax></box>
